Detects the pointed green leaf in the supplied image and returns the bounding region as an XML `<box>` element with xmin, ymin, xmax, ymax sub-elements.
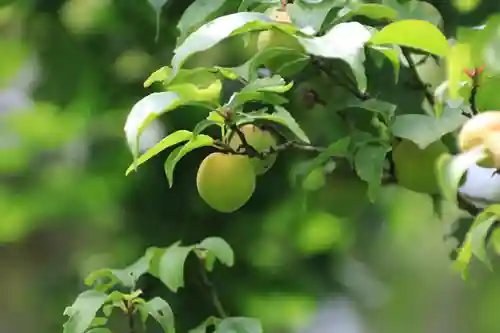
<box><xmin>370</xmin><ymin>19</ymin><xmax>448</xmax><ymax>57</ymax></box>
<box><xmin>446</xmin><ymin>42</ymin><xmax>472</xmax><ymax>100</ymax></box>
<box><xmin>176</xmin><ymin>0</ymin><xmax>229</xmax><ymax>45</ymax></box>
<box><xmin>368</xmin><ymin>45</ymin><xmax>401</xmax><ymax>83</ymax></box>
<box><xmin>124</xmin><ymin>92</ymin><xmax>181</xmax><ymax>162</ymax></box>
<box><xmin>246</xmin><ymin>106</ymin><xmax>310</xmax><ymax>144</ymax></box>
<box><xmin>339</xmin><ymin>3</ymin><xmax>398</xmax><ymax>22</ymax></box>
<box><xmin>137</xmin><ymin>297</ymin><xmax>175</xmax><ymax>333</ymax></box>
<box><xmin>215</xmin><ymin>317</ymin><xmax>263</xmax><ymax>333</ymax></box>
<box><xmin>198</xmin><ymin>237</ymin><xmax>234</xmax><ymax>267</ymax></box>
<box><xmin>84</xmin><ymin>252</ymin><xmax>155</xmax><ymax>291</ymax></box>
<box><xmin>391</xmin><ymin>106</ymin><xmax>468</xmax><ymax>149</ymax></box>
<box><xmin>164</xmin><ymin>134</ymin><xmax>215</xmax><ymax>187</ymax></box>
<box><xmin>455</xmin><ymin>205</ymin><xmax>500</xmax><ymax>278</ymax></box>
<box><xmin>87</xmin><ymin>328</ymin><xmax>112</xmax><ymax>333</ymax></box>
<box><xmin>63</xmin><ymin>291</ymin><xmax>108</xmax><ymax>333</ymax></box>
<box><xmin>158</xmin><ymin>242</ymin><xmax>193</xmax><ymax>292</ymax></box>
<box><xmin>125</xmin><ymin>130</ymin><xmax>194</xmax><ymax>175</ymax></box>
<box><xmin>347</xmin><ymin>98</ymin><xmax>396</xmax><ymax>123</ymax></box>
<box><xmin>298</xmin><ymin>22</ymin><xmax>371</xmax><ymax>91</ymax></box>
<box><xmin>354</xmin><ymin>143</ymin><xmax>390</xmax><ymax>201</ymax></box>
<box><xmin>287</xmin><ymin>0</ymin><xmax>343</xmax><ymax>34</ymax></box>
<box><xmin>169</xmin><ymin>12</ymin><xmax>277</xmax><ymax>82</ymax></box>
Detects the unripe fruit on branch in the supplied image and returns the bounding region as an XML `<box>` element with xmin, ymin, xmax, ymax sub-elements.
<box><xmin>229</xmin><ymin>124</ymin><xmax>278</xmax><ymax>175</ymax></box>
<box><xmin>257</xmin><ymin>8</ymin><xmax>301</xmax><ymax>52</ymax></box>
<box><xmin>458</xmin><ymin>111</ymin><xmax>500</xmax><ymax>168</ymax></box>
<box><xmin>393</xmin><ymin>139</ymin><xmax>448</xmax><ymax>194</ymax></box>
<box><xmin>196</xmin><ymin>153</ymin><xmax>256</xmax><ymax>213</ymax></box>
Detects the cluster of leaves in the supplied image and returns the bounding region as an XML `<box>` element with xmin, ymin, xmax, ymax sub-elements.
<box><xmin>125</xmin><ymin>0</ymin><xmax>500</xmax><ymax>277</ymax></box>
<box><xmin>64</xmin><ymin>1</ymin><xmax>500</xmax><ymax>333</ymax></box>
<box><xmin>62</xmin><ymin>237</ymin><xmax>264</xmax><ymax>333</ymax></box>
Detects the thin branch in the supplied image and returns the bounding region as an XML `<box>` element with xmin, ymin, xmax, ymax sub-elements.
<box><xmin>469</xmin><ymin>71</ymin><xmax>481</xmax><ymax>115</ymax></box>
<box><xmin>198</xmin><ymin>260</ymin><xmax>228</xmax><ymax>318</ymax></box>
<box><xmin>401</xmin><ymin>47</ymin><xmax>435</xmax><ymax>107</ymax></box>
<box><xmin>126</xmin><ymin>301</ymin><xmax>136</xmax><ymax>333</ymax></box>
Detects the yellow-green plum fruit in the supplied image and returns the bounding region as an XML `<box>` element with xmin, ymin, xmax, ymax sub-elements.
<box><xmin>302</xmin><ymin>167</ymin><xmax>326</xmax><ymax>191</ymax></box>
<box><xmin>196</xmin><ymin>153</ymin><xmax>256</xmax><ymax>213</ymax></box>
<box><xmin>458</xmin><ymin>111</ymin><xmax>500</xmax><ymax>168</ymax></box>
<box><xmin>256</xmin><ymin>8</ymin><xmax>302</xmax><ymax>52</ymax></box>
<box><xmin>312</xmin><ymin>165</ymin><xmax>369</xmax><ymax>218</ymax></box>
<box><xmin>393</xmin><ymin>139</ymin><xmax>448</xmax><ymax>194</ymax></box>
<box><xmin>229</xmin><ymin>124</ymin><xmax>278</xmax><ymax>175</ymax></box>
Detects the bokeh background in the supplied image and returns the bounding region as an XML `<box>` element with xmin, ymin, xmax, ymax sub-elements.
<box><xmin>2</xmin><ymin>1</ymin><xmax>500</xmax><ymax>333</ymax></box>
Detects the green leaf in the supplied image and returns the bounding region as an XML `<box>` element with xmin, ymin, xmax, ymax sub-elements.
<box><xmin>248</xmin><ymin>47</ymin><xmax>309</xmax><ymax>81</ymax></box>
<box><xmin>475</xmin><ymin>76</ymin><xmax>500</xmax><ymax>111</ymax></box>
<box><xmin>169</xmin><ymin>12</ymin><xmax>279</xmax><ymax>82</ymax></box>
<box><xmin>89</xmin><ymin>317</ymin><xmax>108</xmax><ymax>328</ymax></box>
<box><xmin>124</xmin><ymin>92</ymin><xmax>181</xmax><ymax>163</ymax></box>
<box><xmin>125</xmin><ymin>130</ymin><xmax>194</xmax><ymax>176</ymax></box>
<box><xmin>298</xmin><ymin>22</ymin><xmax>372</xmax><ymax>91</ymax></box>
<box><xmin>176</xmin><ymin>0</ymin><xmax>229</xmax><ymax>45</ymax></box>
<box><xmin>86</xmin><ymin>328</ymin><xmax>113</xmax><ymax>333</ymax></box>
<box><xmin>245</xmin><ymin>106</ymin><xmax>310</xmax><ymax>144</ymax></box>
<box><xmin>137</xmin><ymin>297</ymin><xmax>175</xmax><ymax>333</ymax></box>
<box><xmin>84</xmin><ymin>252</ymin><xmax>153</xmax><ymax>291</ymax></box>
<box><xmin>198</xmin><ymin>237</ymin><xmax>235</xmax><ymax>267</ymax></box>
<box><xmin>241</xmin><ymin>75</ymin><xmax>293</xmax><ymax>93</ymax></box>
<box><xmin>347</xmin><ymin>98</ymin><xmax>396</xmax><ymax>124</ymax></box>
<box><xmin>391</xmin><ymin>106</ymin><xmax>468</xmax><ymax>149</ymax></box>
<box><xmin>144</xmin><ymin>66</ymin><xmax>171</xmax><ymax>88</ymax></box>
<box><xmin>229</xmin><ymin>75</ymin><xmax>293</xmax><ymax>107</ymax></box>
<box><xmin>369</xmin><ymin>19</ymin><xmax>448</xmax><ymax>57</ymax></box>
<box><xmin>446</xmin><ymin>42</ymin><xmax>472</xmax><ymax>100</ymax></box>
<box><xmin>289</xmin><ymin>137</ymin><xmax>350</xmax><ymax>186</ymax></box>
<box><xmin>354</xmin><ymin>143</ymin><xmax>390</xmax><ymax>201</ymax></box>
<box><xmin>383</xmin><ymin>0</ymin><xmax>442</xmax><ymax>27</ymax></box>
<box><xmin>437</xmin><ymin>146</ymin><xmax>488</xmax><ymax>203</ymax></box>
<box><xmin>158</xmin><ymin>242</ymin><xmax>193</xmax><ymax>292</ymax></box>
<box><xmin>193</xmin><ymin>119</ymin><xmax>222</xmax><ymax>137</ymax></box>
<box><xmin>63</xmin><ymin>291</ymin><xmax>108</xmax><ymax>333</ymax></box>
<box><xmin>287</xmin><ymin>0</ymin><xmax>342</xmax><ymax>34</ymax></box>
<box><xmin>215</xmin><ymin>317</ymin><xmax>263</xmax><ymax>333</ymax></box>
<box><xmin>339</xmin><ymin>3</ymin><xmax>398</xmax><ymax>22</ymax></box>
<box><xmin>455</xmin><ymin>205</ymin><xmax>500</xmax><ymax>278</ymax></box>
<box><xmin>164</xmin><ymin>134</ymin><xmax>215</xmax><ymax>187</ymax></box>
<box><xmin>368</xmin><ymin>45</ymin><xmax>401</xmax><ymax>83</ymax></box>
<box><xmin>189</xmin><ymin>317</ymin><xmax>221</xmax><ymax>333</ymax></box>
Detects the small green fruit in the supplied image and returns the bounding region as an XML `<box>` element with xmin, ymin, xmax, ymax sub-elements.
<box><xmin>393</xmin><ymin>139</ymin><xmax>448</xmax><ymax>194</ymax></box>
<box><xmin>302</xmin><ymin>167</ymin><xmax>326</xmax><ymax>191</ymax></box>
<box><xmin>313</xmin><ymin>165</ymin><xmax>369</xmax><ymax>218</ymax></box>
<box><xmin>196</xmin><ymin>153</ymin><xmax>256</xmax><ymax>213</ymax></box>
<box><xmin>229</xmin><ymin>124</ymin><xmax>278</xmax><ymax>175</ymax></box>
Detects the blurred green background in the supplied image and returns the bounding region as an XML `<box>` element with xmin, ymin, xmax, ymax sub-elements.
<box><xmin>2</xmin><ymin>1</ymin><xmax>500</xmax><ymax>333</ymax></box>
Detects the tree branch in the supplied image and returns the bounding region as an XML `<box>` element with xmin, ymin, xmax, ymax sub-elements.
<box><xmin>198</xmin><ymin>260</ymin><xmax>228</xmax><ymax>318</ymax></box>
<box><xmin>401</xmin><ymin>48</ymin><xmax>435</xmax><ymax>107</ymax></box>
<box><xmin>126</xmin><ymin>301</ymin><xmax>136</xmax><ymax>333</ymax></box>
